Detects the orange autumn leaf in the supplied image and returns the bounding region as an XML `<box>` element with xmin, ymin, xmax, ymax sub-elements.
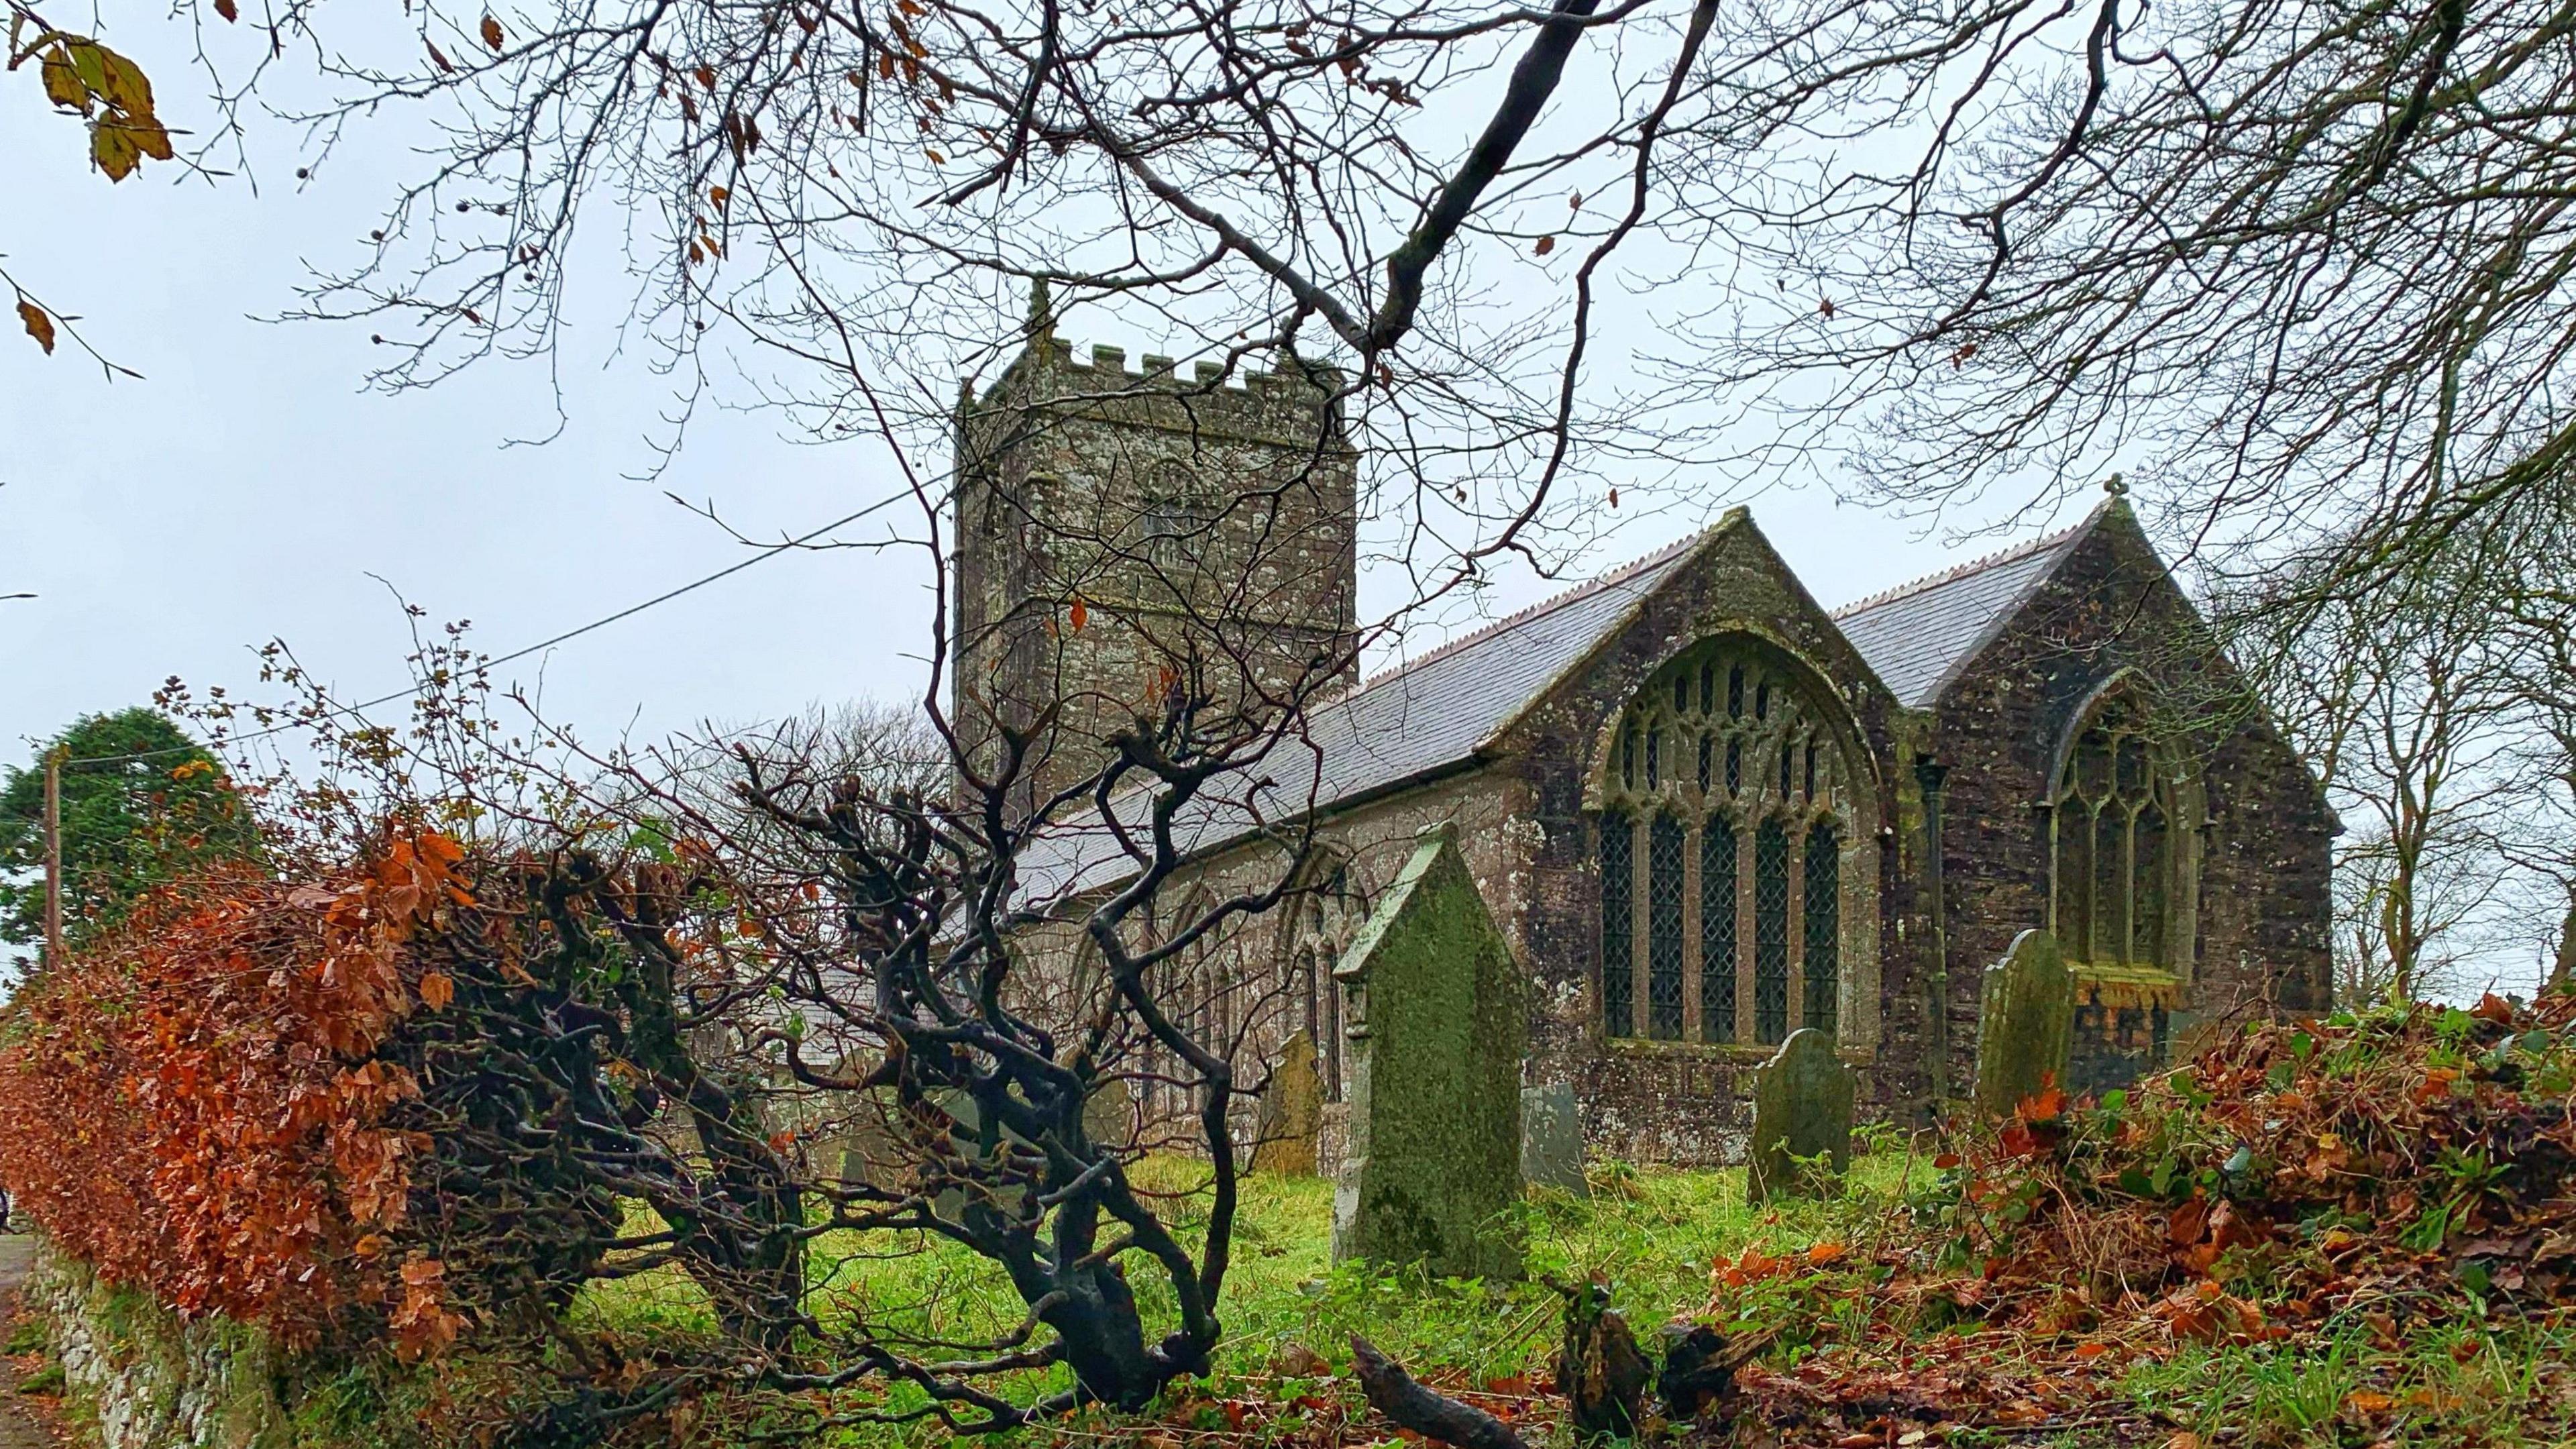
<box><xmin>418</xmin><ymin>970</ymin><xmax>455</xmax><ymax>1010</ymax></box>
<box><xmin>480</xmin><ymin>13</ymin><xmax>506</xmax><ymax>49</ymax></box>
<box><xmin>18</xmin><ymin>299</ymin><xmax>56</xmax><ymax>355</ymax></box>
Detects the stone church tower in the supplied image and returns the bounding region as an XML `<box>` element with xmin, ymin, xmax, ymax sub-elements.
<box><xmin>951</xmin><ymin>298</ymin><xmax>1359</xmax><ymax>809</ymax></box>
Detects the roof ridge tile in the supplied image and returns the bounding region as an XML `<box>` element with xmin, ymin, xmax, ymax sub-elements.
<box><xmin>1831</xmin><ymin>517</ymin><xmax>2090</xmax><ymax>620</ymax></box>
<box><xmin>1349</xmin><ymin>523</ymin><xmax>1717</xmax><ymax>694</ymax></box>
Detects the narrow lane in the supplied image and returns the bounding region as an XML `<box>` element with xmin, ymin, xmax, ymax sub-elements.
<box><xmin>0</xmin><ymin>1236</ymin><xmax>60</xmax><ymax>1448</ymax></box>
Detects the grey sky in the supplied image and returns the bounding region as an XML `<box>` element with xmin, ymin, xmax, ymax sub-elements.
<box><xmin>0</xmin><ymin>24</ymin><xmax>2091</xmax><ymax>778</ymax></box>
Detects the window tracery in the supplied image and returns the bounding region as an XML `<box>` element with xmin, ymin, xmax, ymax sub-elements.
<box><xmin>2047</xmin><ymin>695</ymin><xmax>2188</xmax><ymax>971</ymax></box>
<box><xmin>1595</xmin><ymin>637</ymin><xmax>1870</xmax><ymax>1047</ymax></box>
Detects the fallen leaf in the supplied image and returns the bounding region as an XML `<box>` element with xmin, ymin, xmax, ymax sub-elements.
<box><xmin>418</xmin><ymin>971</ymin><xmax>454</xmax><ymax>1010</ymax></box>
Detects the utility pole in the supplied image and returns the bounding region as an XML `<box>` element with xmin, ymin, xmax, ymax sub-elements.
<box><xmin>43</xmin><ymin>745</ymin><xmax>63</xmax><ymax>968</ymax></box>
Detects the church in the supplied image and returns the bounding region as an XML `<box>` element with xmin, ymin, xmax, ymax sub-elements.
<box><xmin>949</xmin><ymin>320</ymin><xmax>2335</xmax><ymax>1165</ymax></box>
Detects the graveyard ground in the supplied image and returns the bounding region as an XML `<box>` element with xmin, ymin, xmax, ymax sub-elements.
<box><xmin>256</xmin><ymin>988</ymin><xmax>2576</xmax><ymax>1449</ymax></box>
<box><xmin>15</xmin><ymin>1004</ymin><xmax>2573</xmax><ymax>1449</ymax></box>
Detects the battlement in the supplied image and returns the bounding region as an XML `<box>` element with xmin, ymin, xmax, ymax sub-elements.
<box><xmin>960</xmin><ymin>325</ymin><xmax>1351</xmax><ymax>455</ymax></box>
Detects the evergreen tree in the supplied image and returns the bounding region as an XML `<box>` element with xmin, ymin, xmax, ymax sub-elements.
<box><xmin>0</xmin><ymin>709</ymin><xmax>258</xmax><ymax>955</ymax></box>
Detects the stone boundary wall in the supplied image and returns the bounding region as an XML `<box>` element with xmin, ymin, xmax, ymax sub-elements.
<box><xmin>22</xmin><ymin>1241</ymin><xmax>289</xmax><ymax>1449</ymax></box>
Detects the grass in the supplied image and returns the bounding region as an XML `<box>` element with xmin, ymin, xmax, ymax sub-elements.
<box><xmin>571</xmin><ymin>1152</ymin><xmax>1933</xmax><ymax>1442</ymax></box>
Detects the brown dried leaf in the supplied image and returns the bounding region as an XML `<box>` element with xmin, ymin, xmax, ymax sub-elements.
<box><xmin>18</xmin><ymin>300</ymin><xmax>57</xmax><ymax>356</ymax></box>
<box><xmin>480</xmin><ymin>13</ymin><xmax>505</xmax><ymax>49</ymax></box>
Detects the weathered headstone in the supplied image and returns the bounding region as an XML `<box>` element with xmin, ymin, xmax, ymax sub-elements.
<box><xmin>1973</xmin><ymin>928</ymin><xmax>2075</xmax><ymax>1118</ymax></box>
<box><xmin>1250</xmin><ymin>1029</ymin><xmax>1325</xmax><ymax>1174</ymax></box>
<box><xmin>1330</xmin><ymin>825</ymin><xmax>1526</xmax><ymax>1280</ymax></box>
<box><xmin>1317</xmin><ymin>1102</ymin><xmax>1351</xmax><ymax>1183</ymax></box>
<box><xmin>1083</xmin><ymin>1075</ymin><xmax>1135</xmax><ymax>1148</ymax></box>
<box><xmin>1745</xmin><ymin>1028</ymin><xmax>1856</xmax><ymax>1203</ymax></box>
<box><xmin>1519</xmin><ymin>1081</ymin><xmax>1589</xmax><ymax>1196</ymax></box>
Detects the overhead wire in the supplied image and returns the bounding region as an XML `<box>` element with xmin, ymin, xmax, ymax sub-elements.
<box><xmin>38</xmin><ymin>488</ymin><xmax>918</xmax><ymax>768</ymax></box>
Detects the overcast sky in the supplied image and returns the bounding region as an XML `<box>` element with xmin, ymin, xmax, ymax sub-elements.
<box><xmin>0</xmin><ymin>29</ymin><xmax>2096</xmax><ymax>780</ymax></box>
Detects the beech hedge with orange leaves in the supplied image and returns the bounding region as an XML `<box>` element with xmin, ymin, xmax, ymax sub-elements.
<box><xmin>0</xmin><ymin>835</ymin><xmax>474</xmax><ymax>1357</ymax></box>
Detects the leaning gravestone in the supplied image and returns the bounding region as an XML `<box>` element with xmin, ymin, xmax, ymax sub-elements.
<box><xmin>1520</xmin><ymin>1081</ymin><xmax>1589</xmax><ymax>1196</ymax></box>
<box><xmin>1973</xmin><ymin>928</ymin><xmax>2076</xmax><ymax>1118</ymax></box>
<box><xmin>1330</xmin><ymin>825</ymin><xmax>1526</xmax><ymax>1280</ymax></box>
<box><xmin>1250</xmin><ymin>1029</ymin><xmax>1325</xmax><ymax>1174</ymax></box>
<box><xmin>1745</xmin><ymin>1028</ymin><xmax>1856</xmax><ymax>1203</ymax></box>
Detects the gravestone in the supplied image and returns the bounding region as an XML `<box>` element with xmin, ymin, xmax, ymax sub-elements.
<box><xmin>1744</xmin><ymin>1028</ymin><xmax>1856</xmax><ymax>1203</ymax></box>
<box><xmin>1083</xmin><ymin>1075</ymin><xmax>1135</xmax><ymax>1148</ymax></box>
<box><xmin>1330</xmin><ymin>825</ymin><xmax>1526</xmax><ymax>1280</ymax></box>
<box><xmin>1250</xmin><ymin>1029</ymin><xmax>1325</xmax><ymax>1174</ymax></box>
<box><xmin>1973</xmin><ymin>928</ymin><xmax>2076</xmax><ymax>1118</ymax></box>
<box><xmin>1520</xmin><ymin>1081</ymin><xmax>1589</xmax><ymax>1196</ymax></box>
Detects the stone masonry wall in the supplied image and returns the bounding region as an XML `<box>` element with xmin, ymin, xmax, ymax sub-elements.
<box><xmin>1495</xmin><ymin>519</ymin><xmax>1929</xmax><ymax>1165</ymax></box>
<box><xmin>1926</xmin><ymin>506</ymin><xmax>2334</xmax><ymax>1098</ymax></box>
<box><xmin>953</xmin><ymin>335</ymin><xmax>1360</xmax><ymax>808</ymax></box>
<box><xmin>22</xmin><ymin>1242</ymin><xmax>288</xmax><ymax>1449</ymax></box>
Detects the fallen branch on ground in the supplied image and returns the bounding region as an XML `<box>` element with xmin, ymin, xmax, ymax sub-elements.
<box><xmin>1347</xmin><ymin>1336</ymin><xmax>1529</xmax><ymax>1449</ymax></box>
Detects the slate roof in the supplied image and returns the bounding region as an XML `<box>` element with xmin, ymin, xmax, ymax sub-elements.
<box><xmin>1833</xmin><ymin>513</ymin><xmax>2097</xmax><ymax>708</ymax></box>
<box><xmin>1013</xmin><ymin>529</ymin><xmax>1707</xmax><ymax>898</ymax></box>
<box><xmin>1014</xmin><ymin>505</ymin><xmax>2102</xmax><ymax>900</ymax></box>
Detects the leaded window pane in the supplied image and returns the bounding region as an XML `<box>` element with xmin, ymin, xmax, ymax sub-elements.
<box><xmin>1755</xmin><ymin>820</ymin><xmax>1790</xmax><ymax>1044</ymax></box>
<box><xmin>2095</xmin><ymin>807</ymin><xmax>2128</xmax><ymax>964</ymax></box>
<box><xmin>1648</xmin><ymin>816</ymin><xmax>1686</xmax><ymax>1040</ymax></box>
<box><xmin>1701</xmin><ymin>821</ymin><xmax>1737</xmax><ymax>1043</ymax></box>
<box><xmin>1726</xmin><ymin>738</ymin><xmax>1742</xmax><ymax>796</ymax></box>
<box><xmin>1601</xmin><ymin>813</ymin><xmax>1634</xmax><ymax>1037</ymax></box>
<box><xmin>1697</xmin><ymin>735</ymin><xmax>1713</xmax><ymax>794</ymax></box>
<box><xmin>2137</xmin><ymin>803</ymin><xmax>2168</xmax><ymax>968</ymax></box>
<box><xmin>1803</xmin><ymin>824</ymin><xmax>1840</xmax><ymax>1035</ymax></box>
<box><xmin>2057</xmin><ymin>805</ymin><xmax>2094</xmax><ymax>961</ymax></box>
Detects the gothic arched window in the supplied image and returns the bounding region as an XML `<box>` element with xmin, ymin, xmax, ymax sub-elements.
<box><xmin>1593</xmin><ymin>637</ymin><xmax>1877</xmax><ymax>1047</ymax></box>
<box><xmin>2047</xmin><ymin>695</ymin><xmax>2190</xmax><ymax>971</ymax></box>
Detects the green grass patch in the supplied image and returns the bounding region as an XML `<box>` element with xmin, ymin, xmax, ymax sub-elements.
<box><xmin>572</xmin><ymin>1152</ymin><xmax>1931</xmax><ymax>1444</ymax></box>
